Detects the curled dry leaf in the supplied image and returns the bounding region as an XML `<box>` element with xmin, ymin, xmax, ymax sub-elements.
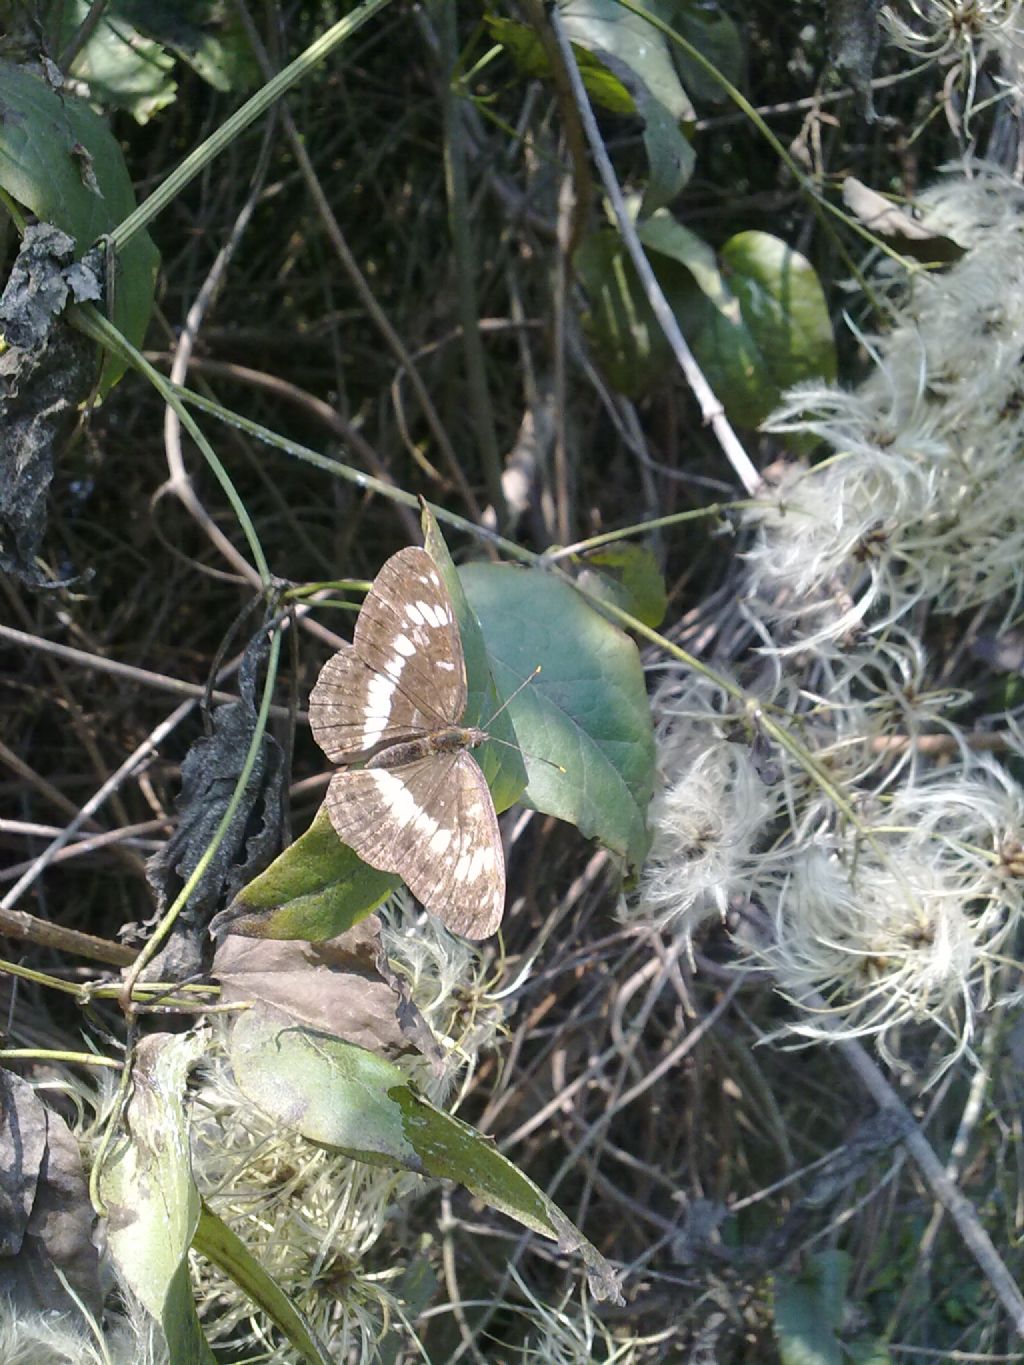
<box><xmin>214</xmin><ymin>915</ymin><xmax>437</xmax><ymax>1062</ymax></box>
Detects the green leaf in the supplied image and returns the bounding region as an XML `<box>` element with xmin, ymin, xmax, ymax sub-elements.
<box><xmin>579</xmin><ymin>215</ymin><xmax>837</xmax><ymax>424</ymax></box>
<box><xmin>422</xmin><ymin>507</ymin><xmax>528</xmax><ymax>812</ymax></box>
<box><xmin>773</xmin><ymin>1250</ymin><xmax>850</xmax><ymax>1365</ymax></box>
<box><xmin>561</xmin><ymin>0</ymin><xmax>695</xmax><ymax>212</ymax></box>
<box><xmin>56</xmin><ymin>3</ymin><xmax>178</xmax><ymax>124</ymax></box>
<box><xmin>462</xmin><ymin>562</ymin><xmax>655</xmax><ymax>871</ymax></box>
<box><xmin>653</xmin><ymin>0</ymin><xmax>744</xmax><ymax>105</ymax></box>
<box><xmin>488</xmin><ymin>0</ymin><xmax>695</xmax><ymax>214</ymax></box>
<box><xmin>97</xmin><ymin>1030</ymin><xmax>215</xmax><ymax>1362</ymax></box>
<box><xmin>212</xmin><ymin>805</ymin><xmax>399</xmax><ymax>941</ymax></box>
<box><xmin>115</xmin><ymin>0</ymin><xmax>260</xmax><ymax>93</ymax></box>
<box><xmin>0</xmin><ymin>60</ymin><xmax>159</xmax><ymax>391</ymax></box>
<box><xmin>228</xmin><ymin>1003</ymin><xmax>623</xmax><ymax>1303</ymax></box>
<box><xmin>194</xmin><ymin>1203</ymin><xmax>335</xmax><ymax>1365</ymax></box>
<box><xmin>576</xmin><ymin>228</ymin><xmax>674</xmax><ymax>398</ymax></box>
<box><xmin>486</xmin><ymin>17</ymin><xmax>634</xmax><ymax>115</ymax></box>
<box><xmin>577</xmin><ymin>542</ymin><xmax>668</xmax><ymax>627</ymax></box>
<box><xmin>641</xmin><ymin>217</ymin><xmax>837</xmax><ymax>425</ymax></box>
<box><xmin>50</xmin><ymin>1</ymin><xmax>259</xmax><ymax>123</ymax></box>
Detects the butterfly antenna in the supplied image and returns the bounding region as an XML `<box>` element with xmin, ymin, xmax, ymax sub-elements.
<box><xmin>486</xmin><ymin>733</ymin><xmax>566</xmax><ymax>774</ymax></box>
<box><xmin>481</xmin><ymin>668</ymin><xmax>567</xmax><ymax>775</ymax></box>
<box><xmin>483</xmin><ymin>665</ymin><xmax>542</xmax><ymax>727</ymax></box>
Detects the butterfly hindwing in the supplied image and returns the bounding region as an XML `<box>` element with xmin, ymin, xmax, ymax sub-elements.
<box><xmin>325</xmin><ymin>751</ymin><xmax>504</xmax><ymax>938</ymax></box>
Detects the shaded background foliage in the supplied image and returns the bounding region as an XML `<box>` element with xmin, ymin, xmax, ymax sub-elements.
<box><xmin>3</xmin><ymin>0</ymin><xmax>1024</xmax><ymax>1360</ymax></box>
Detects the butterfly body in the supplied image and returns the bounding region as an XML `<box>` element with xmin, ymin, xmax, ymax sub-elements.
<box><xmin>368</xmin><ymin>725</ymin><xmax>490</xmax><ymax>771</ymax></box>
<box><xmin>308</xmin><ymin>547</ymin><xmax>506</xmax><ymax>939</ymax></box>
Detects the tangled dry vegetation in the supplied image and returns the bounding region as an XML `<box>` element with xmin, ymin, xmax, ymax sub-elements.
<box><xmin>6</xmin><ymin>1</ymin><xmax>1024</xmax><ymax>1361</ymax></box>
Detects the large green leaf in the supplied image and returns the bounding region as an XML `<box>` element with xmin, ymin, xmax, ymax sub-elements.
<box><xmin>641</xmin><ymin>216</ymin><xmax>837</xmax><ymax>424</ymax></box>
<box><xmin>228</xmin><ymin>1003</ymin><xmax>623</xmax><ymax>1303</ymax></box>
<box><xmin>50</xmin><ymin>0</ymin><xmax>258</xmax><ymax>119</ymax></box>
<box><xmin>653</xmin><ymin>0</ymin><xmax>744</xmax><ymax>105</ymax></box>
<box><xmin>55</xmin><ymin>2</ymin><xmax>178</xmax><ymax>123</ymax></box>
<box><xmin>488</xmin><ymin>0</ymin><xmax>695</xmax><ymax>214</ymax></box>
<box><xmin>97</xmin><ymin>1031</ymin><xmax>214</xmax><ymax>1362</ymax></box>
<box><xmin>773</xmin><ymin>1251</ymin><xmax>850</xmax><ymax>1365</ymax></box>
<box><xmin>211</xmin><ymin>805</ymin><xmax>399</xmax><ymax>941</ymax></box>
<box><xmin>0</xmin><ymin>60</ymin><xmax>159</xmax><ymax>390</ymax></box>
<box><xmin>227</xmin><ymin>532</ymin><xmax>652</xmax><ymax>936</ymax></box>
<box><xmin>462</xmin><ymin>562</ymin><xmax>655</xmax><ymax>871</ymax></box>
<box><xmin>579</xmin><ymin>213</ymin><xmax>836</xmax><ymax>424</ymax></box>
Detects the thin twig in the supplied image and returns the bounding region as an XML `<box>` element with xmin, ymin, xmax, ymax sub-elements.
<box><xmin>146</xmin><ymin>353</ymin><xmax>420</xmax><ymax>543</ymax></box>
<box><xmin>824</xmin><ymin>1002</ymin><xmax>1024</xmax><ymax>1336</ymax></box>
<box><xmin>438</xmin><ymin>0</ymin><xmax>506</xmax><ymax>526</ymax></box>
<box><xmin>546</xmin><ymin>5</ymin><xmax>762</xmax><ymax>497</ymax></box>
<box><xmin>0</xmin><ymin>624</ymin><xmax>293</xmax><ymax>717</ymax></box>
<box><xmin>235</xmin><ymin>0</ymin><xmax>484</xmax><ymax>522</ymax></box>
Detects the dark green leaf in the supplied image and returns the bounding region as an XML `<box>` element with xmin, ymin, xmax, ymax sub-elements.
<box><xmin>654</xmin><ymin>0</ymin><xmax>744</xmax><ymax>105</ymax></box>
<box><xmin>561</xmin><ymin>0</ymin><xmax>695</xmax><ymax>211</ymax></box>
<box><xmin>462</xmin><ymin>562</ymin><xmax>655</xmax><ymax>871</ymax></box>
<box><xmin>576</xmin><ymin>229</ymin><xmax>673</xmax><ymax>398</ymax></box>
<box><xmin>580</xmin><ymin>214</ymin><xmax>837</xmax><ymax>424</ymax></box>
<box><xmin>577</xmin><ymin>542</ymin><xmax>668</xmax><ymax>627</ymax></box>
<box><xmin>0</xmin><ymin>60</ymin><xmax>159</xmax><ymax>391</ymax></box>
<box><xmin>211</xmin><ymin>805</ymin><xmax>399</xmax><ymax>942</ymax></box>
<box><xmin>115</xmin><ymin>0</ymin><xmax>260</xmax><ymax>92</ymax></box>
<box><xmin>488</xmin><ymin>0</ymin><xmax>695</xmax><ymax>213</ymax></box>
<box><xmin>773</xmin><ymin>1250</ymin><xmax>850</xmax><ymax>1365</ymax></box>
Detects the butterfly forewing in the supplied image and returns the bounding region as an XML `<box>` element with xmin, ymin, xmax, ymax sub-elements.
<box><xmin>309</xmin><ymin>547</ymin><xmax>466</xmax><ymax>763</ymax></box>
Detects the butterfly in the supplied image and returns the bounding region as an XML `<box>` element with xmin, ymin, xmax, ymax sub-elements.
<box><xmin>308</xmin><ymin>546</ymin><xmax>505</xmax><ymax>939</ymax></box>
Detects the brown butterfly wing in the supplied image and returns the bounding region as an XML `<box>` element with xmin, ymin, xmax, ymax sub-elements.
<box><xmin>325</xmin><ymin>750</ymin><xmax>505</xmax><ymax>939</ymax></box>
<box><xmin>309</xmin><ymin>547</ymin><xmax>467</xmax><ymax>763</ymax></box>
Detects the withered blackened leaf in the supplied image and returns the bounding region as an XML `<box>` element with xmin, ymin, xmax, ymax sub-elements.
<box><xmin>0</xmin><ymin>1069</ymin><xmax>101</xmax><ymax>1320</ymax></box>
<box><xmin>0</xmin><ymin>225</ymin><xmax>103</xmax><ymax>586</ymax></box>
<box><xmin>0</xmin><ymin>223</ymin><xmax>101</xmax><ymax>350</ymax></box>
<box><xmin>0</xmin><ymin>321</ymin><xmax>97</xmax><ymax>587</ymax></box>
<box><xmin>144</xmin><ymin>628</ymin><xmax>285</xmax><ymax>981</ymax></box>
